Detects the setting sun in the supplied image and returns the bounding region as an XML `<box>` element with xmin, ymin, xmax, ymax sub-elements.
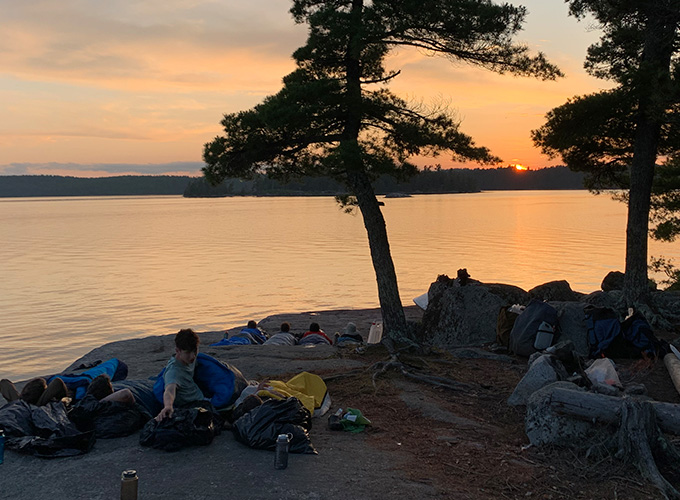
<box><xmin>512</xmin><ymin>163</ymin><xmax>528</xmax><ymax>171</ymax></box>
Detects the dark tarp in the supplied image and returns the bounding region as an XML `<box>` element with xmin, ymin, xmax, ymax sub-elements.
<box><xmin>0</xmin><ymin>400</ymin><xmax>94</xmax><ymax>457</ymax></box>
<box><xmin>68</xmin><ymin>395</ymin><xmax>151</xmax><ymax>439</ymax></box>
<box><xmin>139</xmin><ymin>401</ymin><xmax>222</xmax><ymax>452</ymax></box>
<box><xmin>232</xmin><ymin>397</ymin><xmax>317</xmax><ymax>454</ymax></box>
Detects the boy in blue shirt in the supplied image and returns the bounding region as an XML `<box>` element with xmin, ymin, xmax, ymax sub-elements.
<box><xmin>155</xmin><ymin>329</ymin><xmax>205</xmax><ymax>421</ymax></box>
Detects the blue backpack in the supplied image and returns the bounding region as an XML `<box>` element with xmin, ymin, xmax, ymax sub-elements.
<box><xmin>587</xmin><ymin>307</ymin><xmax>666</xmax><ymax>359</ymax></box>
<box><xmin>619</xmin><ymin>311</ymin><xmax>666</xmax><ymax>358</ymax></box>
<box><xmin>586</xmin><ymin>307</ymin><xmax>621</xmax><ymax>358</ymax></box>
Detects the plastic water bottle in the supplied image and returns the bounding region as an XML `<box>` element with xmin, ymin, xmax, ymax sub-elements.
<box><xmin>367</xmin><ymin>321</ymin><xmax>383</xmax><ymax>344</ymax></box>
<box><xmin>120</xmin><ymin>470</ymin><xmax>138</xmax><ymax>500</ymax></box>
<box><xmin>533</xmin><ymin>321</ymin><xmax>555</xmax><ymax>350</ymax></box>
<box><xmin>328</xmin><ymin>408</ymin><xmax>344</xmax><ymax>430</ymax></box>
<box><xmin>0</xmin><ymin>429</ymin><xmax>5</xmax><ymax>465</ymax></box>
<box><xmin>274</xmin><ymin>433</ymin><xmax>291</xmax><ymax>470</ymax></box>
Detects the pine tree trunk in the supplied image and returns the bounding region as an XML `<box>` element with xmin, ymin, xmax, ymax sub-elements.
<box><xmin>625</xmin><ymin>125</ymin><xmax>657</xmax><ymax>306</ymax></box>
<box><xmin>341</xmin><ymin>0</ymin><xmax>407</xmax><ymax>337</ymax></box>
<box><xmin>624</xmin><ymin>6</ymin><xmax>677</xmax><ymax>306</ymax></box>
<box><xmin>347</xmin><ymin>170</ymin><xmax>408</xmax><ymax>336</ymax></box>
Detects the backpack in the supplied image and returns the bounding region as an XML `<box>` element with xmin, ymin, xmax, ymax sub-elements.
<box><xmin>585</xmin><ymin>306</ymin><xmax>621</xmax><ymax>358</ymax></box>
<box><xmin>509</xmin><ymin>300</ymin><xmax>559</xmax><ymax>356</ymax></box>
<box><xmin>617</xmin><ymin>311</ymin><xmax>668</xmax><ymax>359</ymax></box>
<box><xmin>586</xmin><ymin>307</ymin><xmax>668</xmax><ymax>359</ymax></box>
<box><xmin>232</xmin><ymin>397</ymin><xmax>316</xmax><ymax>454</ymax></box>
<box><xmin>496</xmin><ymin>306</ymin><xmax>519</xmax><ymax>347</ymax></box>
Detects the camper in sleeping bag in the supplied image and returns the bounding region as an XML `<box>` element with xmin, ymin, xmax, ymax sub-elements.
<box><xmin>43</xmin><ymin>357</ymin><xmax>128</xmax><ymax>401</ymax></box>
<box><xmin>210</xmin><ymin>320</ymin><xmax>268</xmax><ymax>347</ymax></box>
<box><xmin>153</xmin><ymin>329</ymin><xmax>248</xmax><ymax>421</ymax></box>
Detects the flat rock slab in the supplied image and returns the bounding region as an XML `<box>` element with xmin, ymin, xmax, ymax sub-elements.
<box><xmin>66</xmin><ymin>338</ymin><xmax>367</xmax><ymax>383</ymax></box>
<box><xmin>0</xmin><ymin>307</ymin><xmax>437</xmax><ymax>500</ymax></box>
<box><xmin>394</xmin><ymin>380</ymin><xmax>499</xmax><ymax>434</ymax></box>
<box><xmin>52</xmin><ymin>306</ymin><xmax>423</xmax><ymax>383</ymax></box>
<box><xmin>0</xmin><ymin>422</ymin><xmax>438</xmax><ymax>500</ymax></box>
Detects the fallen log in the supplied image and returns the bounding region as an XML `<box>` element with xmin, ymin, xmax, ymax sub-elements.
<box><xmin>531</xmin><ymin>385</ymin><xmax>680</xmax><ymax>499</ymax></box>
<box><xmin>544</xmin><ymin>386</ymin><xmax>680</xmax><ymax>436</ymax></box>
<box><xmin>616</xmin><ymin>400</ymin><xmax>680</xmax><ymax>500</ymax></box>
<box><xmin>664</xmin><ymin>353</ymin><xmax>680</xmax><ymax>399</ymax></box>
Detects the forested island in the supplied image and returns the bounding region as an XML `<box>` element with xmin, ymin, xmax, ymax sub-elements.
<box><xmin>0</xmin><ymin>166</ymin><xmax>585</xmax><ymax>198</ymax></box>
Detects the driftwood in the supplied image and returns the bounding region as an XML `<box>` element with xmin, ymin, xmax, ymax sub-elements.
<box><xmin>664</xmin><ymin>353</ymin><xmax>680</xmax><ymax>398</ymax></box>
<box><xmin>545</xmin><ymin>386</ymin><xmax>680</xmax><ymax>436</ymax></box>
<box><xmin>616</xmin><ymin>400</ymin><xmax>680</xmax><ymax>500</ymax></box>
<box><xmin>541</xmin><ymin>387</ymin><xmax>680</xmax><ymax>499</ymax></box>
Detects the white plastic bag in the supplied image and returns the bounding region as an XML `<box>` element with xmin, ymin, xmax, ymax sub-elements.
<box><xmin>585</xmin><ymin>358</ymin><xmax>622</xmax><ymax>387</ymax></box>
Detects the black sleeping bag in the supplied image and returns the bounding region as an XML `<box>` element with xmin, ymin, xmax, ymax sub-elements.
<box><xmin>139</xmin><ymin>401</ymin><xmax>222</xmax><ymax>452</ymax></box>
<box><xmin>0</xmin><ymin>400</ymin><xmax>94</xmax><ymax>457</ymax></box>
<box><xmin>68</xmin><ymin>395</ymin><xmax>151</xmax><ymax>439</ymax></box>
<box><xmin>232</xmin><ymin>397</ymin><xmax>317</xmax><ymax>454</ymax></box>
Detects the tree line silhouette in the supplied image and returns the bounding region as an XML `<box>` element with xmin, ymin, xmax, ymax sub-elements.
<box><xmin>0</xmin><ymin>167</ymin><xmax>585</xmax><ymax>198</ymax></box>
<box><xmin>183</xmin><ymin>166</ymin><xmax>585</xmax><ymax>197</ymax></box>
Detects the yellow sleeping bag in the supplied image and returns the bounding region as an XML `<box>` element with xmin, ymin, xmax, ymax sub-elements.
<box><xmin>257</xmin><ymin>371</ymin><xmax>328</xmax><ymax>414</ymax></box>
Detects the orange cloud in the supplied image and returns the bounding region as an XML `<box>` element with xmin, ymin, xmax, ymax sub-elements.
<box><xmin>0</xmin><ymin>0</ymin><xmax>608</xmax><ymax>171</ymax></box>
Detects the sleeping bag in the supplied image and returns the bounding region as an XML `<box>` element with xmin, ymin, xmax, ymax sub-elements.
<box><xmin>232</xmin><ymin>397</ymin><xmax>317</xmax><ymax>454</ymax></box>
<box><xmin>47</xmin><ymin>358</ymin><xmax>128</xmax><ymax>401</ymax></box>
<box><xmin>0</xmin><ymin>400</ymin><xmax>95</xmax><ymax>457</ymax></box>
<box><xmin>153</xmin><ymin>353</ymin><xmax>248</xmax><ymax>409</ymax></box>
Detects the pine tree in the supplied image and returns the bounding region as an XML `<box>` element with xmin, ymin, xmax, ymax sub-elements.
<box><xmin>204</xmin><ymin>0</ymin><xmax>561</xmax><ymax>337</ymax></box>
<box><xmin>533</xmin><ymin>1</ymin><xmax>680</xmax><ymax>305</ymax></box>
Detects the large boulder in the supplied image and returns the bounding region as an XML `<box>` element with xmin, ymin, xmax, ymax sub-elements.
<box><xmin>482</xmin><ymin>283</ymin><xmax>529</xmax><ymax>305</ymax></box>
<box><xmin>529</xmin><ymin>280</ymin><xmax>582</xmax><ymax>302</ymax></box>
<box><xmin>650</xmin><ymin>291</ymin><xmax>680</xmax><ymax>326</ymax></box>
<box><xmin>421</xmin><ymin>277</ymin><xmax>509</xmax><ymax>346</ymax></box>
<box><xmin>601</xmin><ymin>271</ymin><xmax>657</xmax><ymax>293</ymax></box>
<box><xmin>601</xmin><ymin>271</ymin><xmax>625</xmax><ymax>292</ymax></box>
<box><xmin>548</xmin><ymin>301</ymin><xmax>589</xmax><ymax>356</ymax></box>
<box><xmin>525</xmin><ymin>382</ymin><xmax>594</xmax><ymax>446</ymax></box>
<box><xmin>508</xmin><ymin>355</ymin><xmax>567</xmax><ymax>406</ymax></box>
<box><xmin>581</xmin><ymin>290</ymin><xmax>625</xmax><ymax>311</ymax></box>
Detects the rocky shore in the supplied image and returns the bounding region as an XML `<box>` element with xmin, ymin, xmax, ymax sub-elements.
<box><xmin>2</xmin><ymin>291</ymin><xmax>679</xmax><ymax>500</ymax></box>
<box><xmin>0</xmin><ymin>306</ymin><xmax>432</xmax><ymax>500</ymax></box>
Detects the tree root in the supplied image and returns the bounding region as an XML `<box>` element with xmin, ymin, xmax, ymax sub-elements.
<box><xmin>381</xmin><ymin>336</ymin><xmax>421</xmax><ymax>356</ymax></box>
<box><xmin>401</xmin><ymin>371</ymin><xmax>476</xmax><ymax>392</ymax></box>
<box><xmin>370</xmin><ymin>355</ymin><xmax>401</xmax><ymax>390</ymax></box>
<box><xmin>617</xmin><ymin>400</ymin><xmax>680</xmax><ymax>499</ymax></box>
<box><xmin>322</xmin><ymin>369</ymin><xmax>366</xmax><ymax>383</ymax></box>
<box><xmin>369</xmin><ymin>354</ymin><xmax>477</xmax><ymax>394</ymax></box>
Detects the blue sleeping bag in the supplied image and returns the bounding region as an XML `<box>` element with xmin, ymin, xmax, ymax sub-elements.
<box><xmin>153</xmin><ymin>353</ymin><xmax>248</xmax><ymax>409</ymax></box>
<box><xmin>210</xmin><ymin>336</ymin><xmax>251</xmax><ymax>347</ymax></box>
<box><xmin>48</xmin><ymin>358</ymin><xmax>127</xmax><ymax>400</ymax></box>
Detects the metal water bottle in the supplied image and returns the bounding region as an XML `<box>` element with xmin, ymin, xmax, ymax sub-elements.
<box><xmin>274</xmin><ymin>433</ymin><xmax>290</xmax><ymax>470</ymax></box>
<box><xmin>0</xmin><ymin>429</ymin><xmax>5</xmax><ymax>465</ymax></box>
<box><xmin>120</xmin><ymin>469</ymin><xmax>138</xmax><ymax>500</ymax></box>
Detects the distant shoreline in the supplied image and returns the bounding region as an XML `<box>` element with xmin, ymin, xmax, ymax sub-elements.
<box><xmin>0</xmin><ymin>167</ymin><xmax>587</xmax><ymax>197</ymax></box>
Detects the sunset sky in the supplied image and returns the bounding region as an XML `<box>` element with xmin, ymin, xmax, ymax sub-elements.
<box><xmin>0</xmin><ymin>0</ymin><xmax>608</xmax><ymax>177</ymax></box>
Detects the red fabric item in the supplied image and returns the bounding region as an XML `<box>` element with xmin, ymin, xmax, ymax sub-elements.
<box><xmin>301</xmin><ymin>330</ymin><xmax>332</xmax><ymax>345</ymax></box>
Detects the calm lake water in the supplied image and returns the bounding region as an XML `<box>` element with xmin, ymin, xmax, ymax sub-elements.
<box><xmin>1</xmin><ymin>191</ymin><xmax>678</xmax><ymax>381</ymax></box>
